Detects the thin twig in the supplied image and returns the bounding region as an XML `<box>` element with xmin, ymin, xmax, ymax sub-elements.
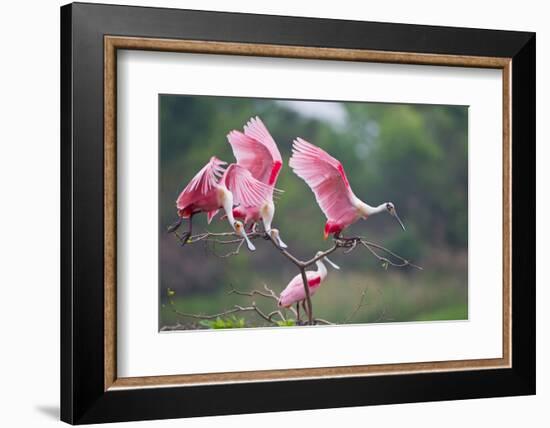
<box><xmin>314</xmin><ymin>318</ymin><xmax>334</xmax><ymax>325</ymax></box>
<box><xmin>227</xmin><ymin>284</ymin><xmax>276</xmax><ymax>301</ymax></box>
<box><xmin>169</xmin><ymin>227</ymin><xmax>422</xmax><ymax>326</ymax></box>
<box><xmin>171</xmin><ymin>303</ymin><xmax>280</xmax><ymax>326</ymax></box>
<box><xmin>227</xmin><ymin>284</ymin><xmax>298</xmax><ymax>320</ymax></box>
<box><xmin>265</xmin><ymin>232</ymin><xmax>305</xmax><ymax>266</ymax></box>
<box><xmin>171</xmin><ymin>306</ymin><xmax>242</xmax><ymax>320</ymax></box>
<box><xmin>345</xmin><ymin>287</ymin><xmax>369</xmax><ymax>323</ymax></box>
<box><xmin>335</xmin><ymin>236</ymin><xmax>423</xmax><ymax>270</ymax></box>
<box><xmin>267</xmin><ymin>310</ymin><xmax>286</xmax><ymax>322</ymax></box>
<box><xmin>302</xmin><ymin>244</ymin><xmax>340</xmax><ymax>267</ymax></box>
<box><xmin>218</xmin><ymin>239</ymin><xmax>245</xmax><ymax>258</ymax></box>
<box><xmin>373</xmin><ymin>307</ymin><xmax>395</xmax><ymax>323</ymax></box>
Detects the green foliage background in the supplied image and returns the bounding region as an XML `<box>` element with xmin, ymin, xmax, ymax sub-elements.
<box><xmin>159</xmin><ymin>95</ymin><xmax>468</xmax><ymax>329</ymax></box>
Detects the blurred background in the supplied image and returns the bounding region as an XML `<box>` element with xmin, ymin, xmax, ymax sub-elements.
<box><xmin>159</xmin><ymin>95</ymin><xmax>468</xmax><ymax>329</ymax></box>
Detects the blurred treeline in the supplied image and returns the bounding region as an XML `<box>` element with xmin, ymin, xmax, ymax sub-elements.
<box><xmin>159</xmin><ymin>95</ymin><xmax>468</xmax><ymax>329</ymax></box>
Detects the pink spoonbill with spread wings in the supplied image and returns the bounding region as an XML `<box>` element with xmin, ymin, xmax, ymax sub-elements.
<box><xmin>226</xmin><ymin>117</ymin><xmax>287</xmax><ymax>248</ymax></box>
<box><xmin>289</xmin><ymin>137</ymin><xmax>406</xmax><ymax>239</ymax></box>
<box><xmin>168</xmin><ymin>156</ymin><xmax>271</xmax><ymax>251</ymax></box>
<box><xmin>278</xmin><ymin>251</ymin><xmax>340</xmax><ymax>320</ymax></box>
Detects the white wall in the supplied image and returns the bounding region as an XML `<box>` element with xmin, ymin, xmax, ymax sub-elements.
<box><xmin>0</xmin><ymin>1</ymin><xmax>546</xmax><ymax>426</ymax></box>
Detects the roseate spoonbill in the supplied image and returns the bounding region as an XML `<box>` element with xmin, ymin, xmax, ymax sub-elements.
<box><xmin>278</xmin><ymin>251</ymin><xmax>340</xmax><ymax>321</ymax></box>
<box><xmin>289</xmin><ymin>138</ymin><xmax>405</xmax><ymax>239</ymax></box>
<box><xmin>168</xmin><ymin>156</ymin><xmax>271</xmax><ymax>251</ymax></box>
<box><xmin>226</xmin><ymin>116</ymin><xmax>288</xmax><ymax>248</ymax></box>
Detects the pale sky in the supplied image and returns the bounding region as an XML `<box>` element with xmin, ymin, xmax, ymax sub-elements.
<box><xmin>275</xmin><ymin>99</ymin><xmax>347</xmax><ymax>128</ymax></box>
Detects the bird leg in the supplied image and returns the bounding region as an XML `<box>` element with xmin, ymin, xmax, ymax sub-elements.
<box><xmin>167</xmin><ymin>217</ymin><xmax>183</xmax><ymax>233</ymax></box>
<box><xmin>178</xmin><ymin>214</ymin><xmax>194</xmax><ymax>246</ymax></box>
<box><xmin>301</xmin><ymin>301</ymin><xmax>308</xmax><ymax>321</ymax></box>
<box><xmin>296</xmin><ymin>303</ymin><xmax>301</xmax><ymax>323</ymax></box>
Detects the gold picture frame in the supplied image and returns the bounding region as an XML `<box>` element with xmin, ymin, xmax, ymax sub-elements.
<box><xmin>103</xmin><ymin>36</ymin><xmax>512</xmax><ymax>391</ymax></box>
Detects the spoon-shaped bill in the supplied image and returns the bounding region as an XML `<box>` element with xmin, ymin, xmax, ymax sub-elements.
<box><xmin>277</xmin><ymin>236</ymin><xmax>288</xmax><ymax>249</ymax></box>
<box><xmin>242</xmin><ymin>231</ymin><xmax>256</xmax><ymax>251</ymax></box>
<box><xmin>270</xmin><ymin>229</ymin><xmax>288</xmax><ymax>249</ymax></box>
<box><xmin>392</xmin><ymin>210</ymin><xmax>406</xmax><ymax>231</ymax></box>
<box><xmin>324</xmin><ymin>256</ymin><xmax>340</xmax><ymax>270</ymax></box>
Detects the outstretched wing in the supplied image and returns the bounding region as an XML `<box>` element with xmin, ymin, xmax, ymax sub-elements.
<box><xmin>223</xmin><ymin>164</ymin><xmax>272</xmax><ymax>208</ymax></box>
<box><xmin>176</xmin><ymin>156</ymin><xmax>226</xmax><ymax>210</ymax></box>
<box><xmin>289</xmin><ymin>138</ymin><xmax>356</xmax><ymax>222</ymax></box>
<box><xmin>227</xmin><ymin>116</ymin><xmax>282</xmax><ymax>186</ymax></box>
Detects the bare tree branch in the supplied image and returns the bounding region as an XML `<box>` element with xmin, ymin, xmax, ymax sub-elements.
<box><xmin>313</xmin><ymin>318</ymin><xmax>334</xmax><ymax>325</ymax></box>
<box><xmin>227</xmin><ymin>284</ymin><xmax>299</xmax><ymax>319</ymax></box>
<box><xmin>336</xmin><ymin>236</ymin><xmax>423</xmax><ymax>270</ymax></box>
<box><xmin>170</xmin><ymin>302</ymin><xmax>282</xmax><ymax>326</ymax></box>
<box><xmin>169</xmin><ymin>227</ymin><xmax>422</xmax><ymax>326</ymax></box>
<box><xmin>345</xmin><ymin>287</ymin><xmax>369</xmax><ymax>323</ymax></box>
<box><xmin>267</xmin><ymin>310</ymin><xmax>286</xmax><ymax>322</ymax></box>
<box><xmin>373</xmin><ymin>307</ymin><xmax>394</xmax><ymax>323</ymax></box>
<box><xmin>227</xmin><ymin>284</ymin><xmax>276</xmax><ymax>301</ymax></box>
<box><xmin>217</xmin><ymin>239</ymin><xmax>246</xmax><ymax>258</ymax></box>
<box><xmin>264</xmin><ymin>232</ymin><xmax>306</xmax><ymax>267</ymax></box>
<box><xmin>165</xmin><ymin>282</ymin><xmax>391</xmax><ymax>330</ymax></box>
<box><xmin>171</xmin><ymin>306</ymin><xmax>244</xmax><ymax>320</ymax></box>
<box><xmin>297</xmin><ymin>267</ymin><xmax>313</xmax><ymax>325</ymax></box>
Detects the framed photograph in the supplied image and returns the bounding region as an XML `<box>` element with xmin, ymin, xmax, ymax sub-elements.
<box><xmin>61</xmin><ymin>2</ymin><xmax>535</xmax><ymax>424</ymax></box>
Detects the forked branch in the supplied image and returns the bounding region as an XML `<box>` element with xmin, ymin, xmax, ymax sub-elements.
<box><xmin>165</xmin><ymin>284</ymin><xmax>376</xmax><ymax>329</ymax></box>
<box><xmin>169</xmin><ymin>228</ymin><xmax>421</xmax><ymax>326</ymax></box>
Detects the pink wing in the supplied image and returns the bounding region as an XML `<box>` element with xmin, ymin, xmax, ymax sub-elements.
<box><xmin>206</xmin><ymin>209</ymin><xmax>219</xmax><ymax>224</ymax></box>
<box><xmin>176</xmin><ymin>156</ymin><xmax>226</xmax><ymax>210</ymax></box>
<box><xmin>223</xmin><ymin>164</ymin><xmax>272</xmax><ymax>208</ymax></box>
<box><xmin>227</xmin><ymin>131</ymin><xmax>273</xmax><ymax>185</ymax></box>
<box><xmin>227</xmin><ymin>116</ymin><xmax>282</xmax><ymax>186</ymax></box>
<box><xmin>289</xmin><ymin>138</ymin><xmax>356</xmax><ymax>222</ymax></box>
<box><xmin>278</xmin><ymin>271</ymin><xmax>321</xmax><ymax>307</ymax></box>
<box><xmin>244</xmin><ymin>116</ymin><xmax>283</xmax><ymax>170</ymax></box>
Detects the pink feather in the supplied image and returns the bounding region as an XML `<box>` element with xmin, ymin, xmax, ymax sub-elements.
<box><xmin>222</xmin><ymin>164</ymin><xmax>272</xmax><ymax>208</ymax></box>
<box><xmin>176</xmin><ymin>156</ymin><xmax>226</xmax><ymax>211</ymax></box>
<box><xmin>228</xmin><ymin>116</ymin><xmax>283</xmax><ymax>187</ymax></box>
<box><xmin>289</xmin><ymin>138</ymin><xmax>357</xmax><ymax>227</ymax></box>
<box><xmin>278</xmin><ymin>271</ymin><xmax>323</xmax><ymax>308</ymax></box>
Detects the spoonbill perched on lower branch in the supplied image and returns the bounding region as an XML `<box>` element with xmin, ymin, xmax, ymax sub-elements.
<box><xmin>226</xmin><ymin>116</ymin><xmax>287</xmax><ymax>248</ymax></box>
<box><xmin>278</xmin><ymin>251</ymin><xmax>340</xmax><ymax>321</ymax></box>
<box><xmin>169</xmin><ymin>156</ymin><xmax>271</xmax><ymax>251</ymax></box>
<box><xmin>289</xmin><ymin>138</ymin><xmax>406</xmax><ymax>239</ymax></box>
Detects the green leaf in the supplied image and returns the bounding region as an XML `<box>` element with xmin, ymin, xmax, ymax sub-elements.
<box><xmin>199</xmin><ymin>319</ymin><xmax>214</xmax><ymax>328</ymax></box>
<box><xmin>212</xmin><ymin>317</ymin><xmax>227</xmax><ymax>329</ymax></box>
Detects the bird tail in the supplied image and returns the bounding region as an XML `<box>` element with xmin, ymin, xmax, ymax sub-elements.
<box><xmin>323</xmin><ymin>223</ymin><xmax>330</xmax><ymax>240</ymax></box>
